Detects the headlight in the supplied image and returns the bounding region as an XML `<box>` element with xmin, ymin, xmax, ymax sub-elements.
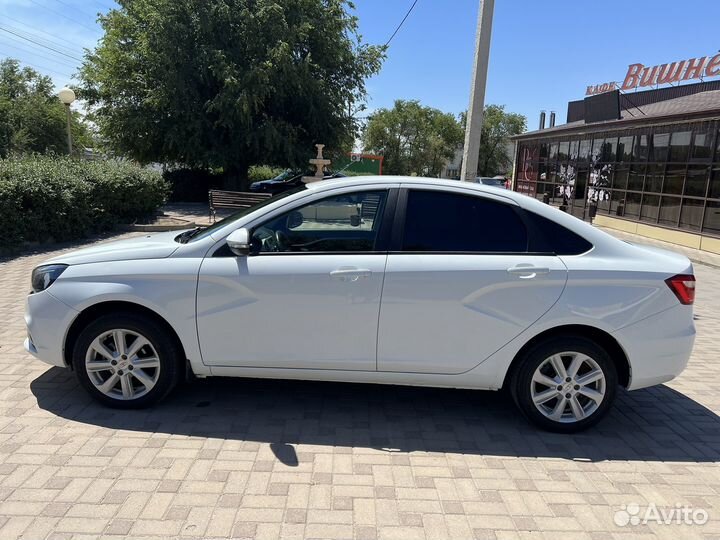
<box><xmin>31</xmin><ymin>264</ymin><xmax>68</xmax><ymax>293</ymax></box>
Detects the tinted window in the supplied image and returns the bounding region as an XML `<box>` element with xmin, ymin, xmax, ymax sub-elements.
<box><xmin>402</xmin><ymin>191</ymin><xmax>527</xmax><ymax>252</ymax></box>
<box><xmin>523</xmin><ymin>212</ymin><xmax>593</xmax><ymax>255</ymax></box>
<box><xmin>253</xmin><ymin>191</ymin><xmax>387</xmax><ymax>252</ymax></box>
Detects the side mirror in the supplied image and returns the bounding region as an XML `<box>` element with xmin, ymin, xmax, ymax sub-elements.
<box><xmin>226</xmin><ymin>228</ymin><xmax>251</xmax><ymax>256</ymax></box>
<box><xmin>286</xmin><ymin>211</ymin><xmax>304</xmax><ymax>230</ymax></box>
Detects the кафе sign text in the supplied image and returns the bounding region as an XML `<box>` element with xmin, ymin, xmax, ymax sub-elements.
<box><xmin>586</xmin><ymin>53</ymin><xmax>720</xmax><ymax>96</ymax></box>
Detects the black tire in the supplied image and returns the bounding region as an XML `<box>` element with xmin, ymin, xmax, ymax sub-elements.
<box><xmin>72</xmin><ymin>312</ymin><xmax>182</xmax><ymax>409</ymax></box>
<box><xmin>510</xmin><ymin>336</ymin><xmax>618</xmax><ymax>433</ymax></box>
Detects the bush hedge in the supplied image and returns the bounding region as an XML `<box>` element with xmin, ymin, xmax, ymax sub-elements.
<box><xmin>0</xmin><ymin>156</ymin><xmax>168</xmax><ymax>252</ymax></box>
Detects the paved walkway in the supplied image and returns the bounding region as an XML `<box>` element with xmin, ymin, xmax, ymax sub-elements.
<box><xmin>0</xmin><ymin>224</ymin><xmax>718</xmax><ymax>539</ymax></box>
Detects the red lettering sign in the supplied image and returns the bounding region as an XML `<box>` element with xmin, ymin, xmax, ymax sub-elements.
<box><xmin>592</xmin><ymin>52</ymin><xmax>720</xmax><ymax>93</ymax></box>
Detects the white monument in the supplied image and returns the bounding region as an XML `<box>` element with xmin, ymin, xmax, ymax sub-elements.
<box><xmin>303</xmin><ymin>144</ymin><xmax>331</xmax><ymax>183</ymax></box>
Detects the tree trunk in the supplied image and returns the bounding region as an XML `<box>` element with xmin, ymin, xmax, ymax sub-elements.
<box><xmin>223</xmin><ymin>163</ymin><xmax>250</xmax><ymax>191</ymax></box>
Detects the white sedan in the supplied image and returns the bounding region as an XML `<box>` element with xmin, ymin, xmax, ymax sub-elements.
<box><xmin>24</xmin><ymin>177</ymin><xmax>696</xmax><ymax>432</ymax></box>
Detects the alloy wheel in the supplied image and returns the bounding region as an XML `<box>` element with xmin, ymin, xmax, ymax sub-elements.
<box><xmin>84</xmin><ymin>328</ymin><xmax>161</xmax><ymax>400</ymax></box>
<box><xmin>530</xmin><ymin>351</ymin><xmax>606</xmax><ymax>423</ymax></box>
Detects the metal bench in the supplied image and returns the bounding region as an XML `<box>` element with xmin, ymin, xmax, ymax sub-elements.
<box><xmin>208</xmin><ymin>190</ymin><xmax>272</xmax><ymax>222</ymax></box>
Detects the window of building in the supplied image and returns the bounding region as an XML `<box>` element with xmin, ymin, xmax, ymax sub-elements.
<box><xmin>634</xmin><ymin>133</ymin><xmax>649</xmax><ymax>161</ymax></box>
<box><xmin>628</xmin><ymin>165</ymin><xmax>645</xmax><ymax>191</ymax></box>
<box><xmin>617</xmin><ymin>136</ymin><xmax>634</xmax><ymax>162</ymax></box>
<box><xmin>703</xmin><ymin>200</ymin><xmax>720</xmax><ymax>235</ymax></box>
<box><xmin>669</xmin><ymin>131</ymin><xmax>692</xmax><ymax>162</ymax></box>
<box><xmin>708</xmin><ymin>166</ymin><xmax>720</xmax><ymax>199</ymax></box>
<box><xmin>625</xmin><ymin>192</ymin><xmax>641</xmax><ymax>217</ymax></box>
<box><xmin>602</xmin><ymin>137</ymin><xmax>618</xmax><ymax>162</ymax></box>
<box><xmin>612</xmin><ymin>167</ymin><xmax>629</xmax><ymax>190</ymax></box>
<box><xmin>569</xmin><ymin>140</ymin><xmax>579</xmax><ymax>161</ymax></box>
<box><xmin>684</xmin><ymin>166</ymin><xmax>709</xmax><ymax>197</ymax></box>
<box><xmin>691</xmin><ymin>130</ymin><xmax>713</xmax><ymax>160</ymax></box>
<box><xmin>640</xmin><ymin>195</ymin><xmax>660</xmax><ymax>223</ymax></box>
<box><xmin>558</xmin><ymin>141</ymin><xmax>570</xmax><ymax>161</ymax></box>
<box><xmin>645</xmin><ymin>164</ymin><xmax>664</xmax><ymax>193</ymax></box>
<box><xmin>650</xmin><ymin>132</ymin><xmax>670</xmax><ymax>162</ymax></box>
<box><xmin>402</xmin><ymin>190</ymin><xmax>528</xmax><ymax>252</ymax></box>
<box><xmin>578</xmin><ymin>139</ymin><xmax>591</xmax><ymax>161</ymax></box>
<box><xmin>658</xmin><ymin>196</ymin><xmax>681</xmax><ymax>226</ymax></box>
<box><xmin>663</xmin><ymin>166</ymin><xmax>685</xmax><ymax>195</ymax></box>
<box><xmin>679</xmin><ymin>198</ymin><xmax>704</xmax><ymax>231</ymax></box>
<box><xmin>548</xmin><ymin>142</ymin><xmax>559</xmax><ymax>161</ymax></box>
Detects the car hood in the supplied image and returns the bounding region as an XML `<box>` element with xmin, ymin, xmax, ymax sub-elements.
<box><xmin>45</xmin><ymin>230</ymin><xmax>182</xmax><ymax>266</ymax></box>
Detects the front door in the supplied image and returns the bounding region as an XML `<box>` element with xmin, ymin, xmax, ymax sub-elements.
<box><xmin>377</xmin><ymin>188</ymin><xmax>568</xmax><ymax>374</ymax></box>
<box><xmin>197</xmin><ymin>189</ymin><xmax>391</xmax><ymax>371</ymax></box>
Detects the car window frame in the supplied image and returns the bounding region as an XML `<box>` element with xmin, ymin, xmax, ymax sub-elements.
<box><xmin>212</xmin><ymin>187</ymin><xmax>398</xmax><ymax>257</ymax></box>
<box><xmin>391</xmin><ymin>186</ymin><xmax>553</xmax><ymax>255</ymax></box>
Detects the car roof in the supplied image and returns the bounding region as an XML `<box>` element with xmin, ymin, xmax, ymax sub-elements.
<box><xmin>305</xmin><ymin>175</ymin><xmax>512</xmax><ymax>198</ymax></box>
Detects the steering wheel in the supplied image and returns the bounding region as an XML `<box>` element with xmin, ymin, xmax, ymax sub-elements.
<box><xmin>275</xmin><ymin>230</ymin><xmax>290</xmax><ymax>252</ymax></box>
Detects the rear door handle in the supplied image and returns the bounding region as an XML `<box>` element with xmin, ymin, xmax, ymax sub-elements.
<box><xmin>330</xmin><ymin>267</ymin><xmax>372</xmax><ymax>282</ymax></box>
<box><xmin>507</xmin><ymin>265</ymin><xmax>550</xmax><ymax>278</ymax></box>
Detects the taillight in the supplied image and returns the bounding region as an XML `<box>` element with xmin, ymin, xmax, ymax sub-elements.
<box><xmin>665</xmin><ymin>274</ymin><xmax>696</xmax><ymax>305</ymax></box>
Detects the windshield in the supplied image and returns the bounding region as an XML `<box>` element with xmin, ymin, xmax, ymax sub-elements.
<box><xmin>479</xmin><ymin>178</ymin><xmax>505</xmax><ymax>186</ymax></box>
<box><xmin>181</xmin><ymin>186</ymin><xmax>305</xmax><ymax>243</ymax></box>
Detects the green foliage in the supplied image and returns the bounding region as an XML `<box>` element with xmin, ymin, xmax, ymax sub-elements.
<box><xmin>78</xmin><ymin>0</ymin><xmax>385</xmax><ymax>187</ymax></box>
<box><xmin>363</xmin><ymin>100</ymin><xmax>464</xmax><ymax>177</ymax></box>
<box><xmin>461</xmin><ymin>105</ymin><xmax>526</xmax><ymax>176</ymax></box>
<box><xmin>0</xmin><ymin>58</ymin><xmax>90</xmax><ymax>157</ymax></box>
<box><xmin>248</xmin><ymin>165</ymin><xmax>287</xmax><ymax>182</ymax></box>
<box><xmin>0</xmin><ymin>156</ymin><xmax>168</xmax><ymax>252</ymax></box>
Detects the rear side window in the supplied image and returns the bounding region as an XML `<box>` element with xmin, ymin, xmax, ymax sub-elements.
<box><xmin>524</xmin><ymin>211</ymin><xmax>593</xmax><ymax>255</ymax></box>
<box><xmin>402</xmin><ymin>190</ymin><xmax>528</xmax><ymax>252</ymax></box>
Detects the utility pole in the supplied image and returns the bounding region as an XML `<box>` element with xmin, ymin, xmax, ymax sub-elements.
<box><xmin>460</xmin><ymin>0</ymin><xmax>494</xmax><ymax>182</ymax></box>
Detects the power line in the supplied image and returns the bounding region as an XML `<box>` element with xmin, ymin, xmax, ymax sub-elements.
<box><xmin>0</xmin><ymin>26</ymin><xmax>84</xmax><ymax>62</ymax></box>
<box><xmin>384</xmin><ymin>0</ymin><xmax>419</xmax><ymax>47</ymax></box>
<box><xmin>0</xmin><ymin>14</ymin><xmax>86</xmax><ymax>56</ymax></box>
<box><xmin>27</xmin><ymin>0</ymin><xmax>99</xmax><ymax>33</ymax></box>
<box><xmin>0</xmin><ymin>37</ymin><xmax>79</xmax><ymax>69</ymax></box>
<box><xmin>0</xmin><ymin>53</ymin><xmax>74</xmax><ymax>79</ymax></box>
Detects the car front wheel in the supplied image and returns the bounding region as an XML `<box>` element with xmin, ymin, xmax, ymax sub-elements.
<box><xmin>72</xmin><ymin>312</ymin><xmax>181</xmax><ymax>408</ymax></box>
<box><xmin>511</xmin><ymin>336</ymin><xmax>618</xmax><ymax>433</ymax></box>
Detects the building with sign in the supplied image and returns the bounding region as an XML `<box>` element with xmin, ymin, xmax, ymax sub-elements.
<box><xmin>511</xmin><ymin>77</ymin><xmax>720</xmax><ymax>253</ymax></box>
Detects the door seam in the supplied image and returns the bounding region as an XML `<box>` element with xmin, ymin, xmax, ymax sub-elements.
<box><xmin>374</xmin><ymin>254</ymin><xmax>390</xmax><ymax>371</ymax></box>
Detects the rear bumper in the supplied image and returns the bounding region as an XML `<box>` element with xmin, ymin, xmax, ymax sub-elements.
<box><xmin>614</xmin><ymin>303</ymin><xmax>695</xmax><ymax>390</ymax></box>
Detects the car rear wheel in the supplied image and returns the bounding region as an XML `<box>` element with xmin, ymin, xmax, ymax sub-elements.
<box><xmin>72</xmin><ymin>313</ymin><xmax>181</xmax><ymax>408</ymax></box>
<box><xmin>511</xmin><ymin>336</ymin><xmax>617</xmax><ymax>433</ymax></box>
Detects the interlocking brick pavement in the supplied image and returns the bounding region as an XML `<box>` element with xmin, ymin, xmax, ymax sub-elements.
<box><xmin>0</xmin><ymin>229</ymin><xmax>719</xmax><ymax>539</ymax></box>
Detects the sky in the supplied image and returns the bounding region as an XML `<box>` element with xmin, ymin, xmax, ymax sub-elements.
<box><xmin>2</xmin><ymin>0</ymin><xmax>720</xmax><ymax>128</ymax></box>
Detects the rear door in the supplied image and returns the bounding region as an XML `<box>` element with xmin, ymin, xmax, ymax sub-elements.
<box><xmin>377</xmin><ymin>187</ymin><xmax>568</xmax><ymax>374</ymax></box>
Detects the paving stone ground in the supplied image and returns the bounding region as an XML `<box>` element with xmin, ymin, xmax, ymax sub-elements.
<box><xmin>0</xmin><ymin>225</ymin><xmax>719</xmax><ymax>540</ymax></box>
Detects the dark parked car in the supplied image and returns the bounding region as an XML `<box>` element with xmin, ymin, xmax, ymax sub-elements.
<box><xmin>250</xmin><ymin>170</ymin><xmax>346</xmax><ymax>194</ymax></box>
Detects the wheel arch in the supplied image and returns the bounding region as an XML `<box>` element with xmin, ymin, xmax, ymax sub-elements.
<box><xmin>502</xmin><ymin>324</ymin><xmax>631</xmax><ymax>390</ymax></box>
<box><xmin>63</xmin><ymin>301</ymin><xmax>188</xmax><ymax>371</ymax></box>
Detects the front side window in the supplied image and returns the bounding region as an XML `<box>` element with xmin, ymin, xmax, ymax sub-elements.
<box><xmin>401</xmin><ymin>190</ymin><xmax>528</xmax><ymax>253</ymax></box>
<box><xmin>252</xmin><ymin>191</ymin><xmax>387</xmax><ymax>253</ymax></box>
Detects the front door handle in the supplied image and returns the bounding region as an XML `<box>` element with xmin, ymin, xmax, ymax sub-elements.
<box><xmin>507</xmin><ymin>265</ymin><xmax>550</xmax><ymax>279</ymax></box>
<box><xmin>330</xmin><ymin>267</ymin><xmax>372</xmax><ymax>282</ymax></box>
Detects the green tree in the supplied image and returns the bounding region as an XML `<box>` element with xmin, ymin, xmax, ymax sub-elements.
<box><xmin>363</xmin><ymin>100</ymin><xmax>463</xmax><ymax>176</ymax></box>
<box><xmin>462</xmin><ymin>104</ymin><xmax>526</xmax><ymax>176</ymax></box>
<box><xmin>77</xmin><ymin>0</ymin><xmax>384</xmax><ymax>188</ymax></box>
<box><xmin>0</xmin><ymin>59</ymin><xmax>89</xmax><ymax>157</ymax></box>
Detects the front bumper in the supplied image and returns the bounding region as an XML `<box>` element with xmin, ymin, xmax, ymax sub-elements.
<box><xmin>614</xmin><ymin>303</ymin><xmax>696</xmax><ymax>390</ymax></box>
<box><xmin>24</xmin><ymin>290</ymin><xmax>79</xmax><ymax>368</ymax></box>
